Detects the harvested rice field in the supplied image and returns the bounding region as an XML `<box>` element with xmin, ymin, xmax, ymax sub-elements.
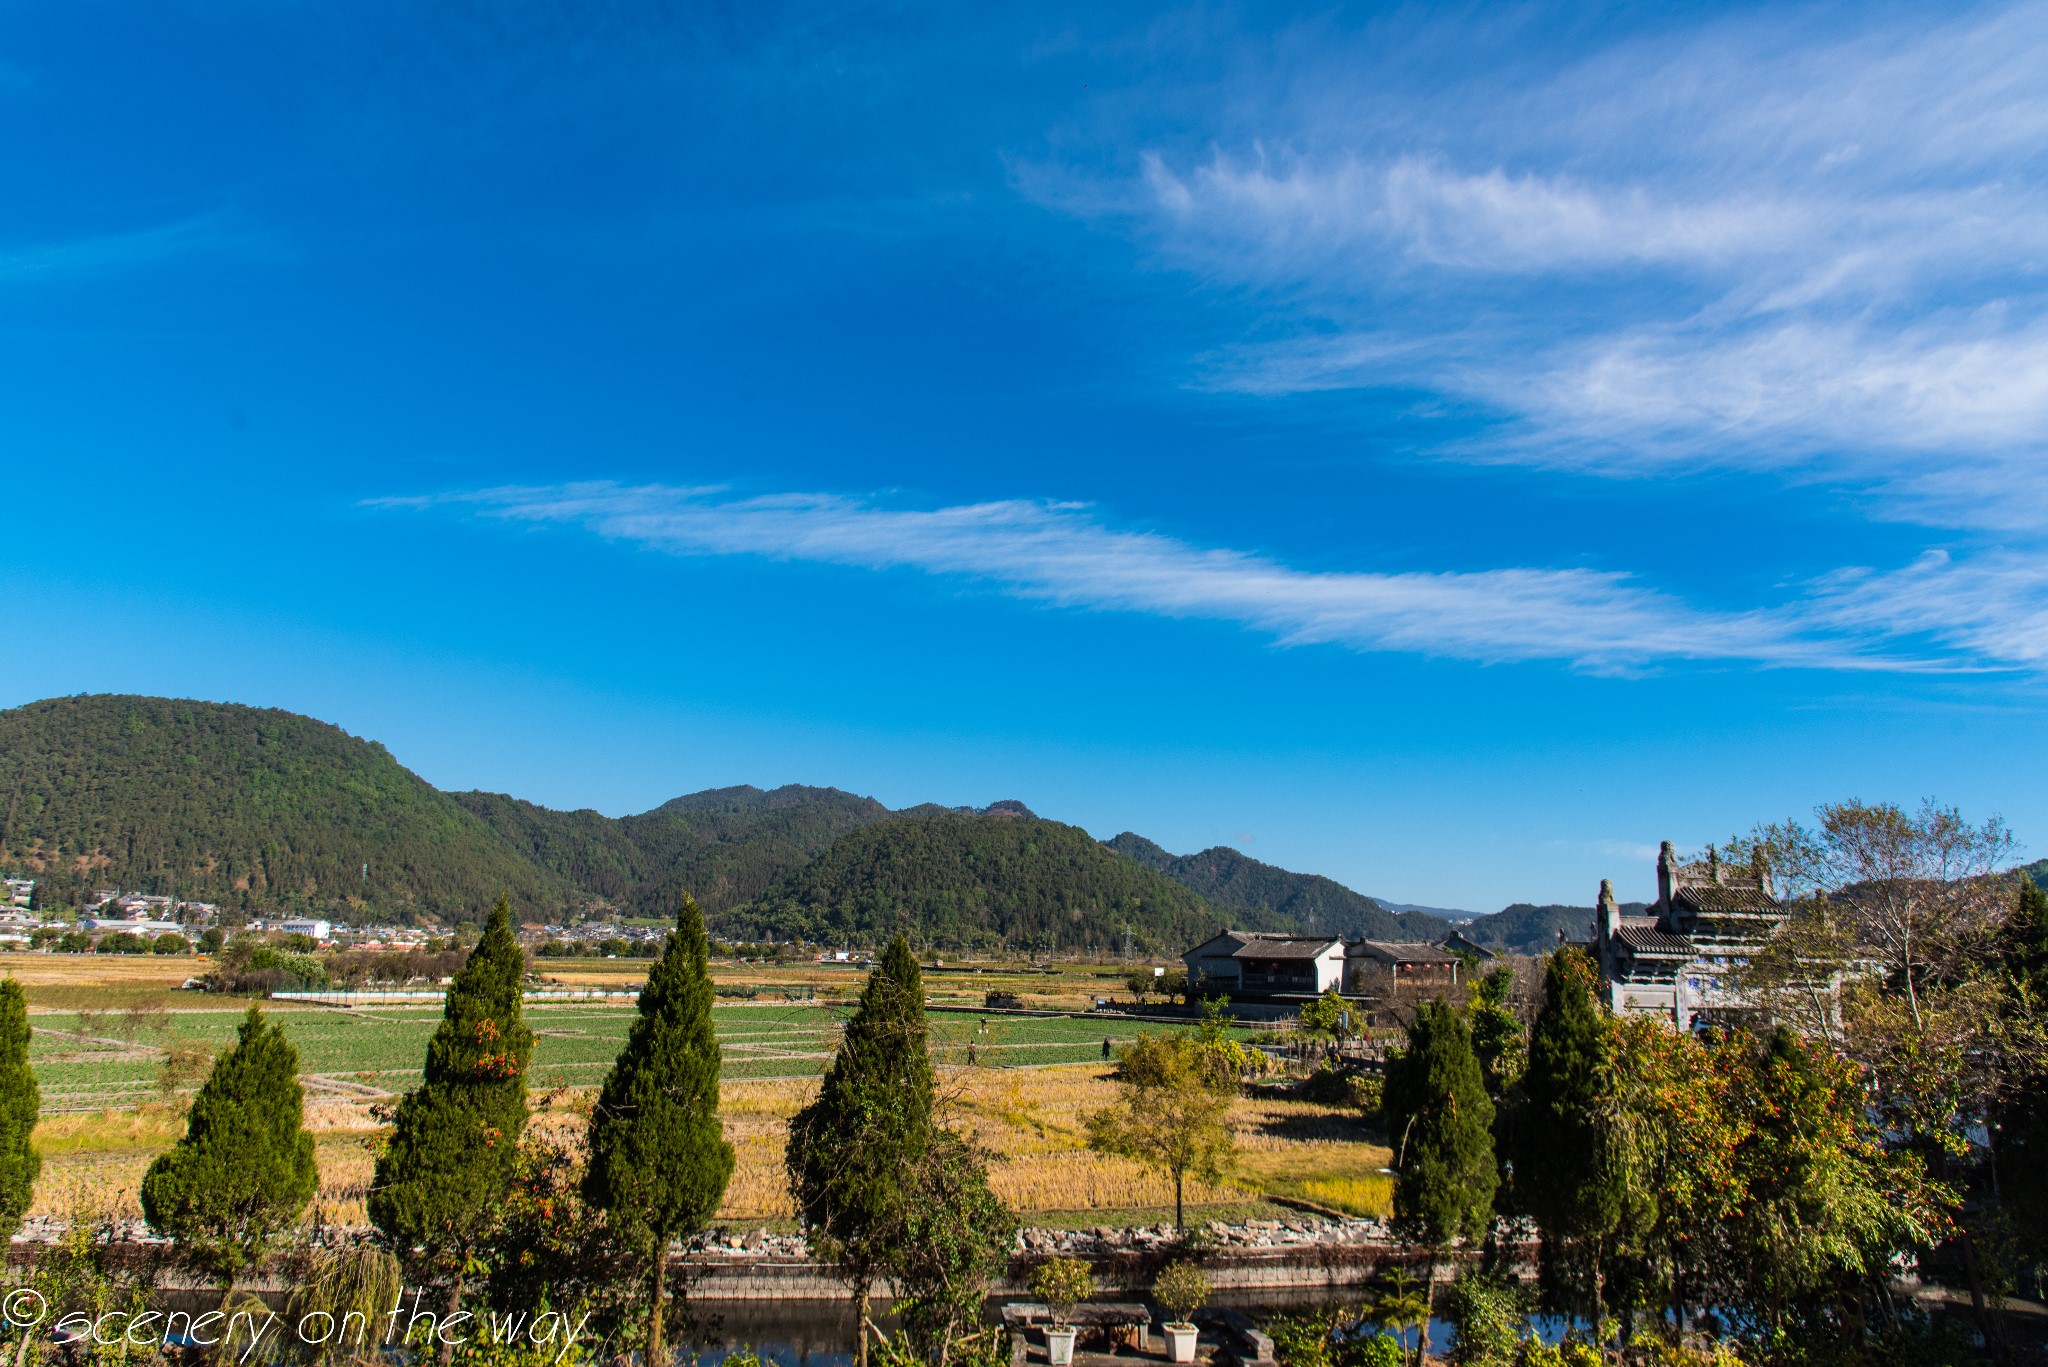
<box><xmin>27</xmin><ymin>1066</ymin><xmax>1392</xmax><ymax>1231</ymax></box>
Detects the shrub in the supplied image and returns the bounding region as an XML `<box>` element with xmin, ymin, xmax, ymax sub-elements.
<box><xmin>1264</xmin><ymin>1312</ymin><xmax>1336</xmax><ymax>1367</ymax></box>
<box><xmin>1348</xmin><ymin>1336</ymin><xmax>1406</xmax><ymax>1367</ymax></box>
<box><xmin>1029</xmin><ymin>1258</ymin><xmax>1095</xmax><ymax>1326</ymax></box>
<box><xmin>96</xmin><ymin>932</ymin><xmax>146</xmax><ymax>955</ymax></box>
<box><xmin>152</xmin><ymin>933</ymin><xmax>188</xmax><ymax>955</ymax></box>
<box><xmin>1152</xmin><ymin>1261</ymin><xmax>1208</xmax><ymax>1325</ymax></box>
<box><xmin>1442</xmin><ymin>1272</ymin><xmax>1521</xmax><ymax>1367</ymax></box>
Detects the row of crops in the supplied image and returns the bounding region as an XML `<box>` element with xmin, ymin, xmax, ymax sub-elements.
<box><xmin>28</xmin><ymin>1002</ymin><xmax>1209</xmax><ymax>1110</ymax></box>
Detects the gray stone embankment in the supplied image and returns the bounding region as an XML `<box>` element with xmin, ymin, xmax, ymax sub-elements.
<box><xmin>684</xmin><ymin>1216</ymin><xmax>1511</xmax><ymax>1302</ymax></box>
<box><xmin>9</xmin><ymin>1216</ymin><xmax>1533</xmax><ymax>1301</ymax></box>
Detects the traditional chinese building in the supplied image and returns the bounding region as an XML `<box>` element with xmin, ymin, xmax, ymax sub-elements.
<box><xmin>1595</xmin><ymin>840</ymin><xmax>1787</xmax><ymax>1029</ymax></box>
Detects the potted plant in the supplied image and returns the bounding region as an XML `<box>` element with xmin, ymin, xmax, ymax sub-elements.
<box><xmin>1030</xmin><ymin>1257</ymin><xmax>1096</xmax><ymax>1366</ymax></box>
<box><xmin>1152</xmin><ymin>1260</ymin><xmax>1209</xmax><ymax>1363</ymax></box>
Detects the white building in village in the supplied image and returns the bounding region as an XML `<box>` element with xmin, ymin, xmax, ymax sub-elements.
<box><xmin>1183</xmin><ymin>931</ymin><xmax>1348</xmax><ymax>996</ymax></box>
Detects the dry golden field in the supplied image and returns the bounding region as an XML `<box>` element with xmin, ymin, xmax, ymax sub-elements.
<box><xmin>8</xmin><ymin>953</ymin><xmax>1390</xmax><ymax>1231</ymax></box>
<box><xmin>26</xmin><ymin>1066</ymin><xmax>1391</xmax><ymax>1231</ymax></box>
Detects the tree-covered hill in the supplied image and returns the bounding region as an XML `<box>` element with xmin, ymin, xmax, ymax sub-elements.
<box><xmin>1458</xmin><ymin>902</ymin><xmax>1631</xmax><ymax>954</ymax></box>
<box><xmin>727</xmin><ymin>809</ymin><xmax>1219</xmax><ymax>951</ymax></box>
<box><xmin>1103</xmin><ymin>832</ymin><xmax>1445</xmax><ymax>941</ymax></box>
<box><xmin>453</xmin><ymin>784</ymin><xmax>893</xmax><ymax>916</ymax></box>
<box><xmin>0</xmin><ymin>695</ymin><xmax>571</xmax><ymax>921</ymax></box>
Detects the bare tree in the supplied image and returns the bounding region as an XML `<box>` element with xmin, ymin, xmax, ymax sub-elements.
<box><xmin>1734</xmin><ymin>798</ymin><xmax>2016</xmax><ymax>1031</ymax></box>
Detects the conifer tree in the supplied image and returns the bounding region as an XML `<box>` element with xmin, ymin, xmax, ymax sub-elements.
<box><xmin>786</xmin><ymin>936</ymin><xmax>933</xmax><ymax>1367</ymax></box>
<box><xmin>1998</xmin><ymin>877</ymin><xmax>2048</xmax><ymax>1261</ymax></box>
<box><xmin>1383</xmin><ymin>1000</ymin><xmax>1496</xmax><ymax>1366</ymax></box>
<box><xmin>141</xmin><ymin>1005</ymin><xmax>317</xmax><ymax>1287</ymax></box>
<box><xmin>370</xmin><ymin>898</ymin><xmax>533</xmax><ymax>1348</ymax></box>
<box><xmin>584</xmin><ymin>895</ymin><xmax>734</xmax><ymax>1367</ymax></box>
<box><xmin>0</xmin><ymin>980</ymin><xmax>40</xmax><ymax>1238</ymax></box>
<box><xmin>1513</xmin><ymin>947</ymin><xmax>1623</xmax><ymax>1332</ymax></box>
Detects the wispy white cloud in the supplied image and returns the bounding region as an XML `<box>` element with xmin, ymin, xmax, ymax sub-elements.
<box><xmin>1807</xmin><ymin>550</ymin><xmax>2048</xmax><ymax>666</ymax></box>
<box><xmin>1035</xmin><ymin>3</ymin><xmax>2048</xmax><ymax>537</ymax></box>
<box><xmin>379</xmin><ymin>480</ymin><xmax>2031</xmax><ymax>675</ymax></box>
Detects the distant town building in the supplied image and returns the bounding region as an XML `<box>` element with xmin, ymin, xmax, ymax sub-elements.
<box><xmin>80</xmin><ymin>916</ymin><xmax>185</xmax><ymax>936</ymax></box>
<box><xmin>1595</xmin><ymin>841</ymin><xmax>1788</xmax><ymax>1030</ymax></box>
<box><xmin>2</xmin><ymin>879</ymin><xmax>33</xmax><ymax>908</ymax></box>
<box><xmin>276</xmin><ymin>918</ymin><xmax>333</xmax><ymax>941</ymax></box>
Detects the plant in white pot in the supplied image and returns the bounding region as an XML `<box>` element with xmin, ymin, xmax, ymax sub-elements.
<box><xmin>1030</xmin><ymin>1258</ymin><xmax>1095</xmax><ymax>1367</ymax></box>
<box><xmin>1152</xmin><ymin>1260</ymin><xmax>1209</xmax><ymax>1363</ymax></box>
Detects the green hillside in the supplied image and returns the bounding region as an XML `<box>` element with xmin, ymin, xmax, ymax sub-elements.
<box><xmin>1459</xmin><ymin>902</ymin><xmax>1619</xmax><ymax>954</ymax></box>
<box><xmin>453</xmin><ymin>784</ymin><xmax>892</xmax><ymax>916</ymax></box>
<box><xmin>1103</xmin><ymin>832</ymin><xmax>1443</xmax><ymax>941</ymax></box>
<box><xmin>728</xmin><ymin>809</ymin><xmax>1219</xmax><ymax>951</ymax></box>
<box><xmin>0</xmin><ymin>695</ymin><xmax>570</xmax><ymax>921</ymax></box>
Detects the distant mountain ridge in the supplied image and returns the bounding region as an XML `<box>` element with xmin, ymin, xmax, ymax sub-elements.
<box><xmin>0</xmin><ymin>693</ymin><xmax>1503</xmax><ymax>948</ymax></box>
<box><xmin>1103</xmin><ymin>833</ymin><xmax>1445</xmax><ymax>941</ymax></box>
<box><xmin>453</xmin><ymin>784</ymin><xmax>891</xmax><ymax>917</ymax></box>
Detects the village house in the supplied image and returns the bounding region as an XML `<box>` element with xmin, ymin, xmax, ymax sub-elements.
<box><xmin>1345</xmin><ymin>939</ymin><xmax>1465</xmax><ymax>992</ymax></box>
<box><xmin>1595</xmin><ymin>840</ymin><xmax>1789</xmax><ymax>1029</ymax></box>
<box><xmin>1182</xmin><ymin>931</ymin><xmax>1348</xmax><ymax>996</ymax></box>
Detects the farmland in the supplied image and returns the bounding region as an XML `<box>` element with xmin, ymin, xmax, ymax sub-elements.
<box><xmin>6</xmin><ymin>953</ymin><xmax>1392</xmax><ymax>1231</ymax></box>
<box><xmin>27</xmin><ymin>999</ymin><xmax>1191</xmax><ymax>1111</ymax></box>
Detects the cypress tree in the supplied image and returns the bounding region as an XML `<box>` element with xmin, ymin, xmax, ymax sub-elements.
<box><xmin>140</xmin><ymin>1005</ymin><xmax>318</xmax><ymax>1287</ymax></box>
<box><xmin>1998</xmin><ymin>878</ymin><xmax>2048</xmax><ymax>1260</ymax></box>
<box><xmin>1383</xmin><ymin>1000</ymin><xmax>1497</xmax><ymax>1366</ymax></box>
<box><xmin>1514</xmin><ymin>947</ymin><xmax>1622</xmax><ymax>1332</ymax></box>
<box><xmin>786</xmin><ymin>936</ymin><xmax>933</xmax><ymax>1367</ymax></box>
<box><xmin>370</xmin><ymin>898</ymin><xmax>534</xmax><ymax>1348</ymax></box>
<box><xmin>0</xmin><ymin>980</ymin><xmax>40</xmax><ymax>1238</ymax></box>
<box><xmin>584</xmin><ymin>895</ymin><xmax>734</xmax><ymax>1366</ymax></box>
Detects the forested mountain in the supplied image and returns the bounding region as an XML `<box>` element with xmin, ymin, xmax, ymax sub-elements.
<box><xmin>727</xmin><ymin>809</ymin><xmax>1217</xmax><ymax>951</ymax></box>
<box><xmin>454</xmin><ymin>784</ymin><xmax>892</xmax><ymax>916</ymax></box>
<box><xmin>0</xmin><ymin>696</ymin><xmax>571</xmax><ymax>920</ymax></box>
<box><xmin>1103</xmin><ymin>833</ymin><xmax>1445</xmax><ymax>941</ymax></box>
<box><xmin>1459</xmin><ymin>902</ymin><xmax>1621</xmax><ymax>954</ymax></box>
<box><xmin>0</xmin><ymin>694</ymin><xmax>1456</xmax><ymax>945</ymax></box>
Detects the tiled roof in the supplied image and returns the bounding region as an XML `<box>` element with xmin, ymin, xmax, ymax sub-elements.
<box><xmin>1231</xmin><ymin>936</ymin><xmax>1343</xmax><ymax>960</ymax></box>
<box><xmin>1675</xmin><ymin>885</ymin><xmax>1780</xmax><ymax>914</ymax></box>
<box><xmin>1615</xmin><ymin>925</ymin><xmax>1695</xmax><ymax>955</ymax></box>
<box><xmin>1351</xmin><ymin>940</ymin><xmax>1463</xmax><ymax>965</ymax></box>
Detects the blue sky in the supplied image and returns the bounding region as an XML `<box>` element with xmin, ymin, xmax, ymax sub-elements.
<box><xmin>3</xmin><ymin>0</ymin><xmax>2043</xmax><ymax>911</ymax></box>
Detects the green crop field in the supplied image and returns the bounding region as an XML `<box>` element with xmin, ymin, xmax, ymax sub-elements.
<box><xmin>27</xmin><ymin>1003</ymin><xmax>1235</xmax><ymax>1111</ymax></box>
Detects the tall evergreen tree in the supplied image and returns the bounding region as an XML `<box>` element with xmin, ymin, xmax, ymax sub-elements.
<box><xmin>0</xmin><ymin>980</ymin><xmax>40</xmax><ymax>1238</ymax></box>
<box><xmin>370</xmin><ymin>898</ymin><xmax>534</xmax><ymax>1351</ymax></box>
<box><xmin>1997</xmin><ymin>877</ymin><xmax>2048</xmax><ymax>1263</ymax></box>
<box><xmin>1513</xmin><ymin>947</ymin><xmax>1625</xmax><ymax>1332</ymax></box>
<box><xmin>584</xmin><ymin>894</ymin><xmax>734</xmax><ymax>1367</ymax></box>
<box><xmin>1383</xmin><ymin>1000</ymin><xmax>1497</xmax><ymax>1366</ymax></box>
<box><xmin>785</xmin><ymin>936</ymin><xmax>933</xmax><ymax>1367</ymax></box>
<box><xmin>141</xmin><ymin>1005</ymin><xmax>317</xmax><ymax>1287</ymax></box>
